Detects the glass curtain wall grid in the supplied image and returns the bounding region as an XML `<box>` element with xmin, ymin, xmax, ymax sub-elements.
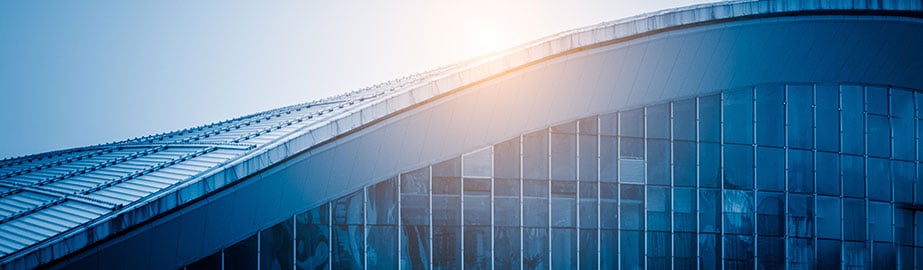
<box><xmin>182</xmin><ymin>83</ymin><xmax>923</xmax><ymax>270</ymax></box>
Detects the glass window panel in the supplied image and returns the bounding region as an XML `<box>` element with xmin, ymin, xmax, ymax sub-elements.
<box><xmin>600</xmin><ymin>135</ymin><xmax>618</xmax><ymax>182</ymax></box>
<box><xmin>892</xmin><ymin>161</ymin><xmax>913</xmax><ymax>204</ymax></box>
<box><xmin>788</xmin><ymin>149</ymin><xmax>814</xmax><ymax>194</ymax></box>
<box><xmin>621</xmin><ymin>184</ymin><xmax>645</xmax><ymax>230</ymax></box>
<box><xmin>620</xmin><ymin>108</ymin><xmax>644</xmax><ymax>137</ymax></box>
<box><xmin>646</xmin><ymin>231</ymin><xmax>672</xmax><ymax>269</ymax></box>
<box><xmin>433</xmin><ymin>157</ymin><xmax>460</xmax><ymax>179</ymax></box>
<box><xmin>647</xmin><ymin>139</ymin><xmax>670</xmax><ymax>186</ymax></box>
<box><xmin>523</xmin><ymin>130</ymin><xmax>549</xmax><ymax>180</ymax></box>
<box><xmin>495</xmin><ymin>178</ymin><xmax>519</xmax><ymax>197</ymax></box>
<box><xmin>673</xmin><ymin>188</ymin><xmax>696</xmax><ymax>232</ymax></box>
<box><xmin>786</xmin><ymin>238</ymin><xmax>814</xmax><ymax>269</ymax></box>
<box><xmin>842</xmin><ymin>155</ymin><xmax>865</xmax><ymax>198</ymax></box>
<box><xmin>332</xmin><ymin>225</ymin><xmax>364</xmax><ymax>270</ymax></box>
<box><xmin>724</xmin><ymin>88</ymin><xmax>754</xmax><ymax>145</ymax></box>
<box><xmin>723</xmin><ymin>189</ymin><xmax>754</xmax><ymax>235</ymax></box>
<box><xmin>757</xmin><ymin>192</ymin><xmax>784</xmax><ymax>237</ymax></box>
<box><xmin>494</xmin><ymin>137</ymin><xmax>521</xmax><ymax>180</ymax></box>
<box><xmin>699</xmin><ymin>189</ymin><xmax>721</xmax><ymax>233</ymax></box>
<box><xmin>756</xmin><ymin>147</ymin><xmax>784</xmax><ymax>191</ymax></box>
<box><xmin>579</xmin><ymin>116</ymin><xmax>599</xmax><ymax>135</ymax></box>
<box><xmin>551</xmin><ymin>183</ymin><xmax>576</xmax><ymax>227</ymax></box>
<box><xmin>699</xmin><ymin>143</ymin><xmax>720</xmax><ymax>187</ymax></box>
<box><xmin>494</xmin><ymin>227</ymin><xmax>521</xmax><ymax>269</ymax></box>
<box><xmin>578</xmin><ymin>123</ymin><xmax>598</xmax><ymax>182</ymax></box>
<box><xmin>296</xmin><ymin>204</ymin><xmax>329</xmax><ymax>270</ymax></box>
<box><xmin>756</xmin><ymin>85</ymin><xmax>785</xmax><ymax>147</ymax></box>
<box><xmin>893</xmin><ymin>118</ymin><xmax>913</xmax><ymax>161</ymax></box>
<box><xmin>788</xmin><ymin>194</ymin><xmax>814</xmax><ymax>238</ymax></box>
<box><xmin>619</xmin><ymin>158</ymin><xmax>645</xmax><ymax>184</ymax></box>
<box><xmin>523</xmin><ymin>191</ymin><xmax>549</xmax><ymax>227</ymax></box>
<box><xmin>816</xmin><ymin>152</ymin><xmax>840</xmax><ymax>196</ymax></box>
<box><xmin>368</xmin><ymin>177</ymin><xmax>398</xmax><ymax>225</ymax></box>
<box><xmin>401</xmin><ymin>168</ymin><xmax>430</xmax><ymax>226</ymax></box>
<box><xmin>262</xmin><ymin>220</ymin><xmax>295</xmax><ymax>270</ymax></box>
<box><xmin>868</xmin><ymin>158</ymin><xmax>891</xmax><ymax>202</ymax></box>
<box><xmin>895</xmin><ymin>208</ymin><xmax>913</xmax><ymax>245</ymax></box>
<box><xmin>432</xmin><ymin>226</ymin><xmax>461</xmax><ymax>269</ymax></box>
<box><xmin>844</xmin><ymin>198</ymin><xmax>867</xmax><ymax>241</ymax></box>
<box><xmin>401</xmin><ymin>168</ymin><xmax>430</xmax><ymax>195</ymax></box>
<box><xmin>463</xmin><ymin>191</ymin><xmax>490</xmax><ymax>226</ymax></box>
<box><xmin>724</xmin><ymin>144</ymin><xmax>753</xmax><ymax>189</ymax></box>
<box><xmin>599</xmin><ymin>182</ymin><xmax>618</xmax><ymax>229</ymax></box>
<box><xmin>464</xmin><ymin>226</ymin><xmax>491</xmax><ymax>269</ymax></box>
<box><xmin>866</xmin><ymin>86</ymin><xmax>889</xmax><ymax>115</ymax></box>
<box><xmin>579</xmin><ymin>229</ymin><xmax>598</xmax><ymax>270</ymax></box>
<box><xmin>815</xmin><ymin>84</ymin><xmax>839</xmax><ymax>152</ymax></box>
<box><xmin>188</xmin><ymin>252</ymin><xmax>221</xmax><ymax>270</ymax></box>
<box><xmin>600</xmin><ymin>112</ymin><xmax>618</xmax><ymax>136</ymax></box>
<box><xmin>673</xmin><ymin>141</ymin><xmax>696</xmax><ymax>187</ymax></box>
<box><xmin>366</xmin><ymin>226</ymin><xmax>397</xmax><ymax>270</ymax></box>
<box><xmin>699</xmin><ymin>95</ymin><xmax>721</xmax><ymax>142</ymax></box>
<box><xmin>817</xmin><ymin>239</ymin><xmax>841</xmax><ymax>269</ymax></box>
<box><xmin>841</xmin><ymin>85</ymin><xmax>865</xmax><ymax>155</ymax></box>
<box><xmin>869</xmin><ymin>202</ymin><xmax>892</xmax><ymax>242</ymax></box>
<box><xmin>673</xmin><ymin>98</ymin><xmax>696</xmax><ymax>141</ymax></box>
<box><xmin>523</xmin><ymin>227</ymin><xmax>549</xmax><ymax>270</ymax></box>
<box><xmin>723</xmin><ymin>235</ymin><xmax>754</xmax><ymax>269</ymax></box>
<box><xmin>462</xmin><ymin>147</ymin><xmax>492</xmax><ymax>178</ymax></box>
<box><xmin>432</xmin><ymin>196</ymin><xmax>460</xmax><ymax>226</ymax></box>
<box><xmin>400</xmin><ymin>225</ymin><xmax>429</xmax><ymax>270</ymax></box>
<box><xmin>579</xmin><ymin>183</ymin><xmax>598</xmax><ymax>228</ymax></box>
<box><xmin>844</xmin><ymin>241</ymin><xmax>869</xmax><ymax>268</ymax></box>
<box><xmin>872</xmin><ymin>243</ymin><xmax>896</xmax><ymax>268</ymax></box>
<box><xmin>551</xmin><ymin>125</ymin><xmax>577</xmax><ymax>181</ymax></box>
<box><xmin>674</xmin><ymin>232</ymin><xmax>697</xmax><ymax>268</ymax></box>
<box><xmin>757</xmin><ymin>237</ymin><xmax>784</xmax><ymax>269</ymax></box>
<box><xmin>551</xmin><ymin>229</ymin><xmax>577</xmax><ymax>269</ymax></box>
<box><xmin>620</xmin><ymin>137</ymin><xmax>644</xmax><ymax>159</ymax></box>
<box><xmin>620</xmin><ymin>230</ymin><xmax>644</xmax><ymax>270</ymax></box>
<box><xmin>647</xmin><ymin>103</ymin><xmax>671</xmax><ymax>139</ymax></box>
<box><xmin>867</xmin><ymin>114</ymin><xmax>890</xmax><ymax>158</ymax></box>
<box><xmin>600</xmin><ymin>229</ymin><xmax>618</xmax><ymax>269</ymax></box>
<box><xmin>494</xmin><ymin>197</ymin><xmax>520</xmax><ymax>227</ymax></box>
<box><xmin>647</xmin><ymin>186</ymin><xmax>671</xmax><ymax>231</ymax></box>
<box><xmin>816</xmin><ymin>196</ymin><xmax>841</xmax><ymax>239</ymax></box>
<box><xmin>699</xmin><ymin>234</ymin><xmax>721</xmax><ymax>270</ymax></box>
<box><xmin>787</xmin><ymin>84</ymin><xmax>814</xmax><ymax>149</ymax></box>
<box><xmin>333</xmin><ymin>190</ymin><xmax>364</xmax><ymax>225</ymax></box>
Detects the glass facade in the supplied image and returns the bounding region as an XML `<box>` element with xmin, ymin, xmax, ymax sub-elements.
<box><xmin>184</xmin><ymin>83</ymin><xmax>923</xmax><ymax>269</ymax></box>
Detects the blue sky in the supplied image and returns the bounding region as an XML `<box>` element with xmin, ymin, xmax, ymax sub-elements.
<box><xmin>0</xmin><ymin>0</ymin><xmax>710</xmax><ymax>159</ymax></box>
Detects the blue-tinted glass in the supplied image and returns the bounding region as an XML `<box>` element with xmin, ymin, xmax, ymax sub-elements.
<box><xmin>815</xmin><ymin>152</ymin><xmax>839</xmax><ymax>196</ymax></box>
<box><xmin>724</xmin><ymin>144</ymin><xmax>753</xmax><ymax>189</ymax></box>
<box><xmin>673</xmin><ymin>98</ymin><xmax>696</xmax><ymax>141</ymax></box>
<box><xmin>647</xmin><ymin>231</ymin><xmax>672</xmax><ymax>269</ymax></box>
<box><xmin>786</xmin><ymin>238</ymin><xmax>814</xmax><ymax>269</ymax></box>
<box><xmin>495</xmin><ymin>178</ymin><xmax>519</xmax><ymax>197</ymax></box>
<box><xmin>892</xmin><ymin>161</ymin><xmax>913</xmax><ymax>204</ymax></box>
<box><xmin>788</xmin><ymin>149</ymin><xmax>813</xmax><ymax>194</ymax></box>
<box><xmin>368</xmin><ymin>178</ymin><xmax>398</xmax><ymax>225</ymax></box>
<box><xmin>620</xmin><ymin>108</ymin><xmax>644</xmax><ymax>137</ymax></box>
<box><xmin>188</xmin><ymin>252</ymin><xmax>221</xmax><ymax>270</ymax></box>
<box><xmin>674</xmin><ymin>233</ymin><xmax>696</xmax><ymax>268</ymax></box>
<box><xmin>463</xmin><ymin>147</ymin><xmax>492</xmax><ymax>178</ymax></box>
<box><xmin>367</xmin><ymin>226</ymin><xmax>397</xmax><ymax>270</ymax></box>
<box><xmin>334</xmin><ymin>190</ymin><xmax>363</xmax><ymax>225</ymax></box>
<box><xmin>816</xmin><ymin>196</ymin><xmax>841</xmax><ymax>239</ymax></box>
<box><xmin>551</xmin><ymin>126</ymin><xmax>576</xmax><ymax>181</ymax></box>
<box><xmin>620</xmin><ymin>231</ymin><xmax>644</xmax><ymax>270</ymax></box>
<box><xmin>494</xmin><ymin>227</ymin><xmax>520</xmax><ymax>269</ymax></box>
<box><xmin>579</xmin><ymin>230</ymin><xmax>598</xmax><ymax>270</ymax></box>
<box><xmin>895</xmin><ymin>209</ymin><xmax>913</xmax><ymax>245</ymax></box>
<box><xmin>464</xmin><ymin>226</ymin><xmax>491</xmax><ymax>269</ymax></box>
<box><xmin>464</xmin><ymin>191</ymin><xmax>490</xmax><ymax>226</ymax></box>
<box><xmin>699</xmin><ymin>143</ymin><xmax>720</xmax><ymax>187</ymax></box>
<box><xmin>673</xmin><ymin>141</ymin><xmax>696</xmax><ymax>187</ymax></box>
<box><xmin>842</xmin><ymin>155</ymin><xmax>865</xmax><ymax>198</ymax></box>
<box><xmin>551</xmin><ymin>229</ymin><xmax>576</xmax><ymax>269</ymax></box>
<box><xmin>523</xmin><ymin>228</ymin><xmax>549</xmax><ymax>270</ymax></box>
<box><xmin>600</xmin><ymin>135</ymin><xmax>618</xmax><ymax>182</ymax></box>
<box><xmin>866</xmin><ymin>86</ymin><xmax>888</xmax><ymax>115</ymax></box>
<box><xmin>757</xmin><ymin>192</ymin><xmax>784</xmax><ymax>236</ymax></box>
<box><xmin>757</xmin><ymin>237</ymin><xmax>784</xmax><ymax>269</ymax></box>
<box><xmin>756</xmin><ymin>85</ymin><xmax>784</xmax><ymax>147</ymax></box>
<box><xmin>646</xmin><ymin>139</ymin><xmax>670</xmax><ymax>185</ymax></box>
<box><xmin>844</xmin><ymin>198</ymin><xmax>867</xmax><ymax>241</ymax></box>
<box><xmin>699</xmin><ymin>95</ymin><xmax>721</xmax><ymax>142</ymax></box>
<box><xmin>332</xmin><ymin>225</ymin><xmax>364</xmax><ymax>269</ymax></box>
<box><xmin>867</xmin><ymin>114</ymin><xmax>890</xmax><ymax>158</ymax></box>
<box><xmin>724</xmin><ymin>88</ymin><xmax>753</xmax><ymax>144</ymax></box>
<box><xmin>620</xmin><ymin>137</ymin><xmax>644</xmax><ymax>159</ymax></box>
<box><xmin>296</xmin><ymin>205</ymin><xmax>329</xmax><ymax>270</ymax></box>
<box><xmin>756</xmin><ymin>147</ymin><xmax>784</xmax><ymax>191</ymax></box>
<box><xmin>523</xmin><ymin>130</ymin><xmax>549</xmax><ymax>180</ymax></box>
<box><xmin>579</xmin><ymin>183</ymin><xmax>598</xmax><ymax>228</ymax></box>
<box><xmin>262</xmin><ymin>220</ymin><xmax>295</xmax><ymax>270</ymax></box>
<box><xmin>723</xmin><ymin>190</ymin><xmax>754</xmax><ymax>235</ymax></box>
<box><xmin>872</xmin><ymin>243</ymin><xmax>896</xmax><ymax>268</ymax></box>
<box><xmin>841</xmin><ymin>85</ymin><xmax>865</xmax><ymax>155</ymax></box>
<box><xmin>647</xmin><ymin>103</ymin><xmax>671</xmax><ymax>139</ymax></box>
<box><xmin>892</xmin><ymin>89</ymin><xmax>914</xmax><ymax>160</ymax></box>
<box><xmin>868</xmin><ymin>158</ymin><xmax>891</xmax><ymax>202</ymax></box>
<box><xmin>647</xmin><ymin>186</ymin><xmax>671</xmax><ymax>231</ymax></box>
<box><xmin>621</xmin><ymin>184</ymin><xmax>644</xmax><ymax>230</ymax></box>
<box><xmin>432</xmin><ymin>194</ymin><xmax>460</xmax><ymax>226</ymax></box>
<box><xmin>433</xmin><ymin>226</ymin><xmax>461</xmax><ymax>269</ymax></box>
<box><xmin>599</xmin><ymin>182</ymin><xmax>618</xmax><ymax>229</ymax></box>
<box><xmin>844</xmin><ymin>241</ymin><xmax>869</xmax><ymax>268</ymax></box>
<box><xmin>401</xmin><ymin>168</ymin><xmax>430</xmax><ymax>226</ymax></box>
<box><xmin>815</xmin><ymin>85</ymin><xmax>839</xmax><ymax>152</ymax></box>
<box><xmin>600</xmin><ymin>112</ymin><xmax>618</xmax><ymax>136</ymax></box>
<box><xmin>523</xmin><ymin>191</ymin><xmax>549</xmax><ymax>227</ymax></box>
<box><xmin>600</xmin><ymin>230</ymin><xmax>618</xmax><ymax>269</ymax></box>
<box><xmin>551</xmin><ymin>182</ymin><xmax>576</xmax><ymax>227</ymax></box>
<box><xmin>619</xmin><ymin>158</ymin><xmax>645</xmax><ymax>184</ymax></box>
<box><xmin>723</xmin><ymin>235</ymin><xmax>754</xmax><ymax>269</ymax></box>
<box><xmin>788</xmin><ymin>194</ymin><xmax>814</xmax><ymax>238</ymax></box>
<box><xmin>494</xmin><ymin>197</ymin><xmax>519</xmax><ymax>227</ymax></box>
<box><xmin>699</xmin><ymin>189</ymin><xmax>721</xmax><ymax>233</ymax></box>
<box><xmin>817</xmin><ymin>239</ymin><xmax>841</xmax><ymax>269</ymax></box>
<box><xmin>494</xmin><ymin>137</ymin><xmax>521</xmax><ymax>180</ymax></box>
<box><xmin>674</xmin><ymin>188</ymin><xmax>696</xmax><ymax>232</ymax></box>
<box><xmin>787</xmin><ymin>85</ymin><xmax>814</xmax><ymax>149</ymax></box>
<box><xmin>578</xmin><ymin>117</ymin><xmax>598</xmax><ymax>181</ymax></box>
<box><xmin>869</xmin><ymin>202</ymin><xmax>893</xmax><ymax>242</ymax></box>
<box><xmin>699</xmin><ymin>234</ymin><xmax>721</xmax><ymax>270</ymax></box>
<box><xmin>401</xmin><ymin>226</ymin><xmax>429</xmax><ymax>270</ymax></box>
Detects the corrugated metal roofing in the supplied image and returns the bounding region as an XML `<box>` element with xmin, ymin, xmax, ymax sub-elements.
<box><xmin>2</xmin><ymin>0</ymin><xmax>922</xmax><ymax>268</ymax></box>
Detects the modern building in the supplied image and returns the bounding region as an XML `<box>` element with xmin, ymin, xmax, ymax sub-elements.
<box><xmin>2</xmin><ymin>0</ymin><xmax>923</xmax><ymax>269</ymax></box>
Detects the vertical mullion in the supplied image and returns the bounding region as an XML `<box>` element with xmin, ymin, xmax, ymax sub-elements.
<box><xmin>520</xmin><ymin>134</ymin><xmax>525</xmax><ymax>270</ymax></box>
<box><xmin>576</xmin><ymin>120</ymin><xmax>581</xmax><ymax>270</ymax></box>
<box><xmin>490</xmin><ymin>145</ymin><xmax>496</xmax><ymax>270</ymax></box>
<box><xmin>429</xmin><ymin>165</ymin><xmax>434</xmax><ymax>270</ymax></box>
<box><xmin>397</xmin><ymin>174</ymin><xmax>402</xmax><ymax>270</ymax></box>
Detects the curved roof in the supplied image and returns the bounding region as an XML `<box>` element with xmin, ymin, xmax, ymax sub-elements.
<box><xmin>2</xmin><ymin>0</ymin><xmax>922</xmax><ymax>268</ymax></box>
